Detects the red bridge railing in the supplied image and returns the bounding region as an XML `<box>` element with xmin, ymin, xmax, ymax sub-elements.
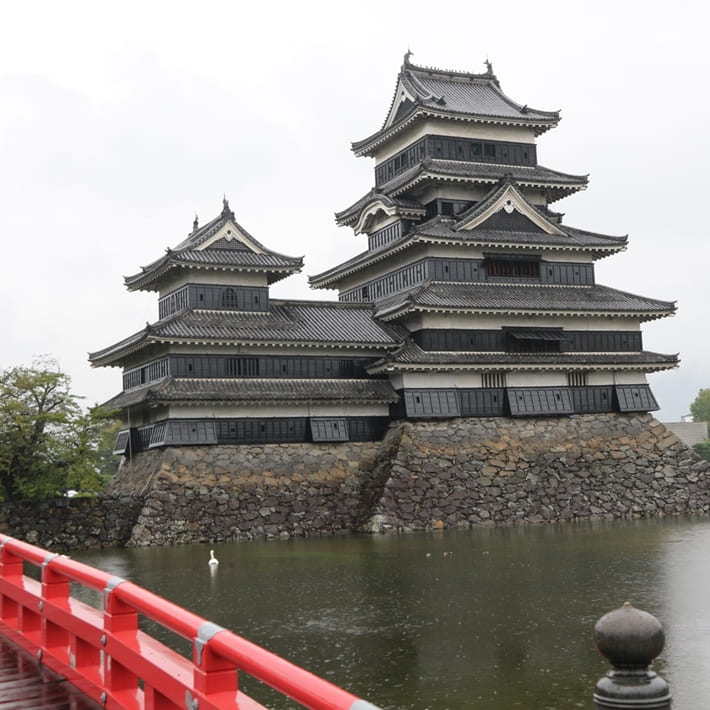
<box><xmin>0</xmin><ymin>534</ymin><xmax>382</xmax><ymax>710</ymax></box>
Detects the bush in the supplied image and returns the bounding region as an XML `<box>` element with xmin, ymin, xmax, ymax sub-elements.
<box><xmin>693</xmin><ymin>441</ymin><xmax>710</xmax><ymax>462</ymax></box>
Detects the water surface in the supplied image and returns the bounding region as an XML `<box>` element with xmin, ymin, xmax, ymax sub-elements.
<box><xmin>74</xmin><ymin>517</ymin><xmax>710</xmax><ymax>709</ymax></box>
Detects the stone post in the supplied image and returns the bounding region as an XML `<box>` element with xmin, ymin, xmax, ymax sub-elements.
<box><xmin>593</xmin><ymin>601</ymin><xmax>671</xmax><ymax>709</ymax></box>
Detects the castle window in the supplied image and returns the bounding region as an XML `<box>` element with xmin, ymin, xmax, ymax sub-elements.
<box><xmin>482</xmin><ymin>372</ymin><xmax>506</xmax><ymax>389</ymax></box>
<box><xmin>221</xmin><ymin>288</ymin><xmax>238</xmax><ymax>309</ymax></box>
<box><xmin>567</xmin><ymin>372</ymin><xmax>588</xmax><ymax>387</ymax></box>
<box><xmin>227</xmin><ymin>357</ymin><xmax>259</xmax><ymax>377</ymax></box>
<box><xmin>486</xmin><ymin>257</ymin><xmax>540</xmax><ymax>278</ymax></box>
<box><xmin>506</xmin><ymin>328</ymin><xmax>566</xmax><ymax>353</ymax></box>
<box><xmin>471</xmin><ymin>142</ymin><xmax>482</xmax><ymax>157</ymax></box>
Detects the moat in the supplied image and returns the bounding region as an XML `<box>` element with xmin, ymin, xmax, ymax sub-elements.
<box><xmin>73</xmin><ymin>516</ymin><xmax>710</xmax><ymax>709</ymax></box>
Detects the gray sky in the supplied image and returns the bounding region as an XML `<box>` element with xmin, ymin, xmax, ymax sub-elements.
<box><xmin>1</xmin><ymin>0</ymin><xmax>707</xmax><ymax>421</ymax></box>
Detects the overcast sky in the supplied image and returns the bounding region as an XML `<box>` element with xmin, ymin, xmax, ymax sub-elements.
<box><xmin>1</xmin><ymin>0</ymin><xmax>707</xmax><ymax>421</ymax></box>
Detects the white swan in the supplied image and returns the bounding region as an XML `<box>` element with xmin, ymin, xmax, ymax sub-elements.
<box><xmin>208</xmin><ymin>549</ymin><xmax>219</xmax><ymax>566</ymax></box>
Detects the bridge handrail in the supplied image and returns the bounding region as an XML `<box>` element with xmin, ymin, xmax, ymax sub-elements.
<box><xmin>0</xmin><ymin>534</ymin><xmax>381</xmax><ymax>710</ymax></box>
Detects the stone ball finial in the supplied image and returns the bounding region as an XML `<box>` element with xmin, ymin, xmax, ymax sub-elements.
<box><xmin>594</xmin><ymin>601</ymin><xmax>665</xmax><ymax>670</ymax></box>
<box><xmin>593</xmin><ymin>603</ymin><xmax>670</xmax><ymax>708</ymax></box>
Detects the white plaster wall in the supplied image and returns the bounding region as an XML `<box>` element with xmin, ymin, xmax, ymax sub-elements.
<box><xmin>575</xmin><ymin>372</ymin><xmax>649</xmax><ymax>386</ymax></box>
<box><xmin>588</xmin><ymin>372</ymin><xmax>616</xmax><ymax>385</ymax></box>
<box><xmin>611</xmin><ymin>372</ymin><xmax>649</xmax><ymax>385</ymax></box>
<box><xmin>506</xmin><ymin>372</ymin><xmax>567</xmax><ymax>387</ymax></box>
<box><xmin>396</xmin><ymin>372</ymin><xmax>484</xmax><ymax>388</ymax></box>
<box><xmin>540</xmin><ymin>252</ymin><xmax>595</xmax><ymax>264</ymax></box>
<box><xmin>416</xmin><ymin>183</ymin><xmax>492</xmax><ymax>204</ymax></box>
<box><xmin>415</xmin><ymin>183</ymin><xmax>548</xmax><ymax>208</ymax></box>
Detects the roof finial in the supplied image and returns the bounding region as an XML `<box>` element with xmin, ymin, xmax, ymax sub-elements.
<box><xmin>221</xmin><ymin>194</ymin><xmax>234</xmax><ymax>219</ymax></box>
<box><xmin>404</xmin><ymin>48</ymin><xmax>413</xmax><ymax>66</ymax></box>
<box><xmin>193</xmin><ymin>214</ymin><xmax>199</xmax><ymax>232</ymax></box>
<box><xmin>484</xmin><ymin>58</ymin><xmax>493</xmax><ymax>75</ymax></box>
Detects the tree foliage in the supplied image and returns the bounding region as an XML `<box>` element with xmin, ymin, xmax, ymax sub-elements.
<box><xmin>690</xmin><ymin>388</ymin><xmax>710</xmax><ymax>425</ymax></box>
<box><xmin>0</xmin><ymin>359</ymin><xmax>117</xmax><ymax>501</ymax></box>
<box><xmin>694</xmin><ymin>442</ymin><xmax>710</xmax><ymax>463</ymax></box>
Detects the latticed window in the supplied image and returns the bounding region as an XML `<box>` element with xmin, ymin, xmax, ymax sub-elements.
<box><xmin>567</xmin><ymin>371</ymin><xmax>588</xmax><ymax>387</ymax></box>
<box><xmin>227</xmin><ymin>357</ymin><xmax>259</xmax><ymax>377</ymax></box>
<box><xmin>487</xmin><ymin>258</ymin><xmax>540</xmax><ymax>278</ymax></box>
<box><xmin>482</xmin><ymin>372</ymin><xmax>506</xmax><ymax>389</ymax></box>
<box><xmin>221</xmin><ymin>288</ymin><xmax>239</xmax><ymax>309</ymax></box>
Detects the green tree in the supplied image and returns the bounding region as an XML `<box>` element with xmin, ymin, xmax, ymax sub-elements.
<box><xmin>690</xmin><ymin>388</ymin><xmax>710</xmax><ymax>432</ymax></box>
<box><xmin>0</xmin><ymin>358</ymin><xmax>117</xmax><ymax>501</ymax></box>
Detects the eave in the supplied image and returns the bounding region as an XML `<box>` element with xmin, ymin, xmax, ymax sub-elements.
<box><xmin>352</xmin><ymin>107</ymin><xmax>558</xmax><ymax>158</ymax></box>
<box><xmin>366</xmin><ymin>345</ymin><xmax>679</xmax><ymax>375</ymax></box>
<box><xmin>103</xmin><ymin>377</ymin><xmax>400</xmax><ymax>410</ymax></box>
<box><xmin>383</xmin><ymin>161</ymin><xmax>587</xmax><ymax>203</ymax></box>
<box><xmin>309</xmin><ymin>224</ymin><xmax>627</xmax><ymax>290</ymax></box>
<box><xmin>376</xmin><ymin>302</ymin><xmax>676</xmax><ymax>323</ymax></box>
<box><xmin>124</xmin><ymin>258</ymin><xmax>302</xmax><ymax>293</ymax></box>
<box><xmin>309</xmin><ymin>235</ymin><xmax>416</xmax><ymax>289</ymax></box>
<box><xmin>368</xmin><ymin>357</ymin><xmax>679</xmax><ymax>376</ymax></box>
<box><xmin>373</xmin><ymin>283</ymin><xmax>677</xmax><ymax>323</ymax></box>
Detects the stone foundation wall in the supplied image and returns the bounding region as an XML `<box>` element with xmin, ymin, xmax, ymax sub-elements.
<box><xmin>111</xmin><ymin>441</ymin><xmax>383</xmax><ymax>546</ymax></box>
<box><xmin>364</xmin><ymin>413</ymin><xmax>710</xmax><ymax>532</ymax></box>
<box><xmin>2</xmin><ymin>414</ymin><xmax>709</xmax><ymax>549</ymax></box>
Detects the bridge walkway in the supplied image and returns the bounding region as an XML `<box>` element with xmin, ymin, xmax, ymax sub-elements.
<box><xmin>0</xmin><ymin>637</ymin><xmax>100</xmax><ymax>710</ymax></box>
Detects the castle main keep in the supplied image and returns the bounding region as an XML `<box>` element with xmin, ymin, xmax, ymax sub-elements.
<box><xmin>90</xmin><ymin>55</ymin><xmax>677</xmax><ymax>455</ymax></box>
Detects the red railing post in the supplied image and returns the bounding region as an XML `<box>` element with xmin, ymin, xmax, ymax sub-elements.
<box><xmin>102</xmin><ymin>577</ymin><xmax>141</xmax><ymax>700</ymax></box>
<box><xmin>192</xmin><ymin>623</ymin><xmax>238</xmax><ymax>698</ymax></box>
<box><xmin>0</xmin><ymin>540</ymin><xmax>22</xmax><ymax>629</ymax></box>
<box><xmin>103</xmin><ymin>577</ymin><xmax>138</xmax><ymax>634</ymax></box>
<box><xmin>41</xmin><ymin>554</ymin><xmax>71</xmax><ymax>661</ymax></box>
<box><xmin>41</xmin><ymin>554</ymin><xmax>71</xmax><ymax>602</ymax></box>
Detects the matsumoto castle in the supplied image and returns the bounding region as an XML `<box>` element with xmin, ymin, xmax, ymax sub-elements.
<box><xmin>90</xmin><ymin>55</ymin><xmax>678</xmax><ymax>454</ymax></box>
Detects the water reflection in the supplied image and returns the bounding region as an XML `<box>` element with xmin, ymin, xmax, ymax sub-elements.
<box><xmin>73</xmin><ymin>517</ymin><xmax>710</xmax><ymax>709</ymax></box>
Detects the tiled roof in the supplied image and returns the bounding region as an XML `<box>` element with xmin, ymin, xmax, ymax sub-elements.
<box><xmin>89</xmin><ymin>300</ymin><xmax>406</xmax><ymax>367</ymax></box>
<box><xmin>124</xmin><ymin>200</ymin><xmax>303</xmax><ymax>291</ymax></box>
<box><xmin>309</xmin><ymin>241</ymin><xmax>412</xmax><ymax>288</ymax></box>
<box><xmin>373</xmin><ymin>282</ymin><xmax>677</xmax><ymax>321</ymax></box>
<box><xmin>309</xmin><ymin>218</ymin><xmax>626</xmax><ymax>289</ymax></box>
<box><xmin>419</xmin><ymin>222</ymin><xmax>627</xmax><ymax>251</ymax></box>
<box><xmin>353</xmin><ymin>57</ymin><xmax>560</xmax><ymax>155</ymax></box>
<box><xmin>335</xmin><ymin>161</ymin><xmax>586</xmax><ymax>225</ymax></box>
<box><xmin>367</xmin><ymin>341</ymin><xmax>679</xmax><ymax>374</ymax></box>
<box><xmin>102</xmin><ymin>377</ymin><xmax>398</xmax><ymax>409</ymax></box>
<box><xmin>334</xmin><ymin>191</ymin><xmax>425</xmax><ymax>227</ymax></box>
<box><xmin>381</xmin><ymin>158</ymin><xmax>587</xmax><ymax>199</ymax></box>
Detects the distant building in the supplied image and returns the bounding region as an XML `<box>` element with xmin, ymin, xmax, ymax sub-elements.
<box><xmin>663</xmin><ymin>421</ymin><xmax>708</xmax><ymax>447</ymax></box>
<box><xmin>90</xmin><ymin>55</ymin><xmax>678</xmax><ymax>454</ymax></box>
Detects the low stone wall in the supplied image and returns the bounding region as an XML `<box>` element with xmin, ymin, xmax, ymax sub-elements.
<box><xmin>2</xmin><ymin>414</ymin><xmax>708</xmax><ymax>549</ymax></box>
<box><xmin>0</xmin><ymin>496</ymin><xmax>141</xmax><ymax>551</ymax></box>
